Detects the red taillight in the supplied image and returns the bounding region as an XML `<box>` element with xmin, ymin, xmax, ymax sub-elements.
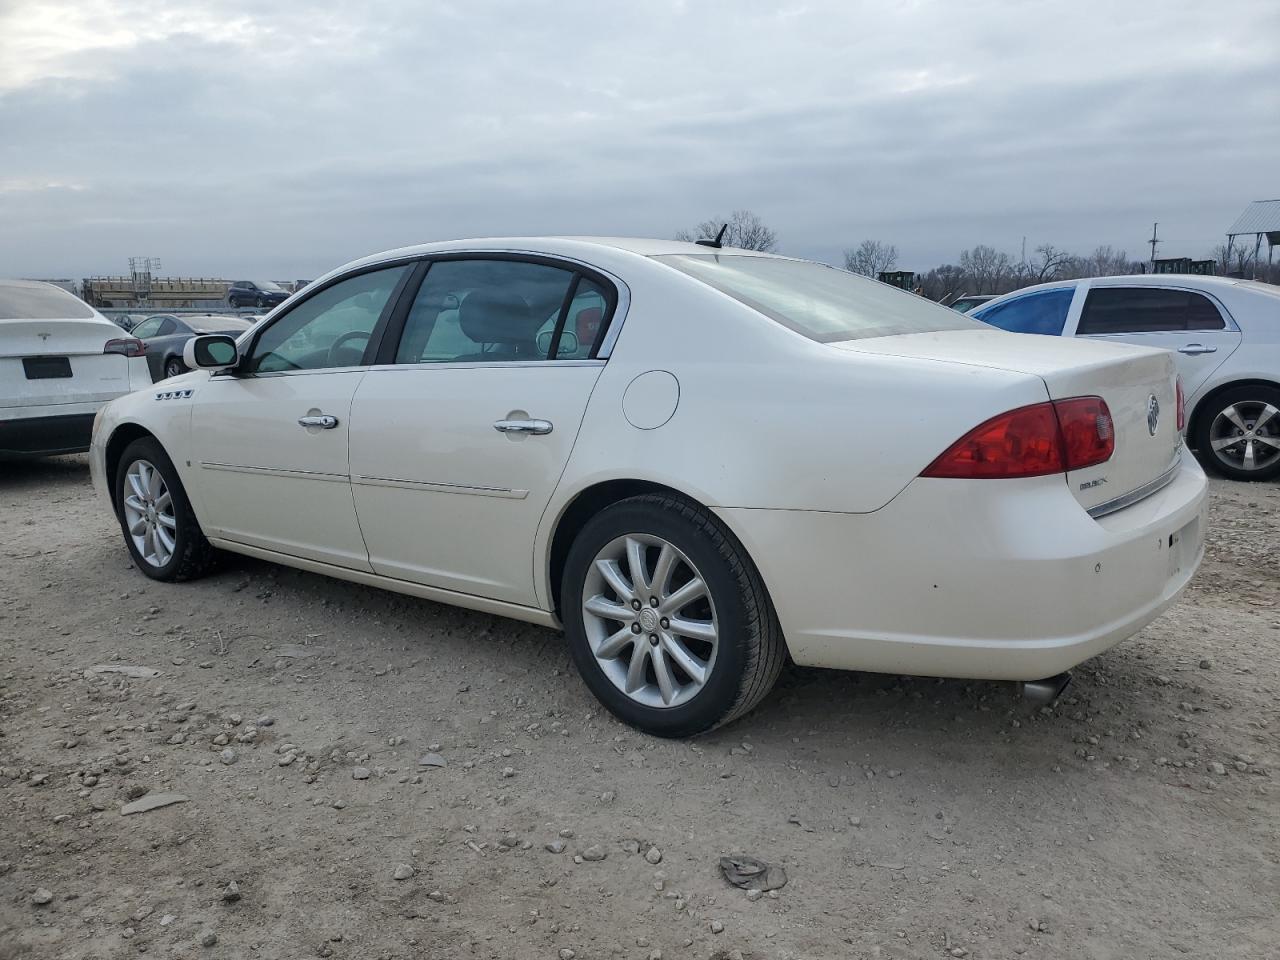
<box><xmin>104</xmin><ymin>338</ymin><xmax>145</xmax><ymax>358</ymax></box>
<box><xmin>1055</xmin><ymin>396</ymin><xmax>1114</xmax><ymax>471</ymax></box>
<box><xmin>1176</xmin><ymin>378</ymin><xmax>1185</xmax><ymax>431</ymax></box>
<box><xmin>922</xmin><ymin>396</ymin><xmax>1114</xmax><ymax>479</ymax></box>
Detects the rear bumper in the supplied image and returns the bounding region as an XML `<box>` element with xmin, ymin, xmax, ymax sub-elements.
<box><xmin>0</xmin><ymin>411</ymin><xmax>97</xmax><ymax>458</ymax></box>
<box><xmin>716</xmin><ymin>449</ymin><xmax>1208</xmax><ymax>682</ymax></box>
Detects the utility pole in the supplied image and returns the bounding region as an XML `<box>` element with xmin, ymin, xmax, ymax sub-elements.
<box><xmin>1148</xmin><ymin>222</ymin><xmax>1159</xmax><ymax>270</ymax></box>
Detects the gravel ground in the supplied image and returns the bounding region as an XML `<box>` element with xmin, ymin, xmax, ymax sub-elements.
<box><xmin>1</xmin><ymin>456</ymin><xmax>1277</xmax><ymax>960</ymax></box>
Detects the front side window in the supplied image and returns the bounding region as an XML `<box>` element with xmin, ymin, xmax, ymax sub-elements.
<box><xmin>654</xmin><ymin>254</ymin><xmax>981</xmax><ymax>342</ymax></box>
<box><xmin>1077</xmin><ymin>287</ymin><xmax>1226</xmax><ymax>335</ymax></box>
<box><xmin>973</xmin><ymin>288</ymin><xmax>1074</xmax><ymax>336</ymax></box>
<box><xmin>394</xmin><ymin>259</ymin><xmax>578</xmax><ymax>364</ymax></box>
<box><xmin>248</xmin><ymin>265</ymin><xmax>408</xmax><ymax>373</ymax></box>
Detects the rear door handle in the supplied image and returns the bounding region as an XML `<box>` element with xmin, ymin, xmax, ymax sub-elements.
<box><xmin>493</xmin><ymin>418</ymin><xmax>553</xmax><ymax>436</ymax></box>
<box><xmin>1178</xmin><ymin>344</ymin><xmax>1218</xmax><ymax>355</ymax></box>
<box><xmin>298</xmin><ymin>414</ymin><xmax>339</xmax><ymax>429</ymax></box>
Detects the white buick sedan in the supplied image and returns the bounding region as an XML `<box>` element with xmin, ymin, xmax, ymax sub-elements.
<box><xmin>90</xmin><ymin>238</ymin><xmax>1207</xmax><ymax>736</ymax></box>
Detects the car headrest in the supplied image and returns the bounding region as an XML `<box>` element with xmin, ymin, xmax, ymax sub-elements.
<box><xmin>458</xmin><ymin>289</ymin><xmax>536</xmax><ymax>345</ymax></box>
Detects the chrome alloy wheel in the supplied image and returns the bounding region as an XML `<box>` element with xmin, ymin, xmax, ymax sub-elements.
<box><xmin>1208</xmin><ymin>401</ymin><xmax>1280</xmax><ymax>473</ymax></box>
<box><xmin>122</xmin><ymin>459</ymin><xmax>177</xmax><ymax>568</ymax></box>
<box><xmin>581</xmin><ymin>534</ymin><xmax>719</xmax><ymax>709</ymax></box>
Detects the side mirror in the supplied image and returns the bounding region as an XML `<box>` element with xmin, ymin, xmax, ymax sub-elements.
<box><xmin>536</xmin><ymin>329</ymin><xmax>580</xmax><ymax>356</ymax></box>
<box><xmin>184</xmin><ymin>334</ymin><xmax>240</xmax><ymax>371</ymax></box>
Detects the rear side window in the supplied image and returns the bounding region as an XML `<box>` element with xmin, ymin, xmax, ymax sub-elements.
<box><xmin>1077</xmin><ymin>287</ymin><xmax>1226</xmax><ymax>334</ymax></box>
<box><xmin>654</xmin><ymin>254</ymin><xmax>980</xmax><ymax>342</ymax></box>
<box><xmin>394</xmin><ymin>259</ymin><xmax>584</xmax><ymax>364</ymax></box>
<box><xmin>973</xmin><ymin>288</ymin><xmax>1074</xmax><ymax>336</ymax></box>
<box><xmin>0</xmin><ymin>282</ymin><xmax>95</xmax><ymax>320</ymax></box>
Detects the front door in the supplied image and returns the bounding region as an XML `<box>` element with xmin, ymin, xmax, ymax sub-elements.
<box><xmin>1071</xmin><ymin>284</ymin><xmax>1241</xmax><ymax>398</ymax></box>
<box><xmin>190</xmin><ymin>264</ymin><xmax>411</xmax><ymax>569</ymax></box>
<box><xmin>349</xmin><ymin>257</ymin><xmax>615</xmax><ymax>607</ymax></box>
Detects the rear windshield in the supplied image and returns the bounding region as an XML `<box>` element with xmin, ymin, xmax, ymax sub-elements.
<box><xmin>654</xmin><ymin>254</ymin><xmax>981</xmax><ymax>342</ymax></box>
<box><xmin>189</xmin><ymin>316</ymin><xmax>252</xmax><ymax>334</ymax></box>
<box><xmin>0</xmin><ymin>281</ymin><xmax>96</xmax><ymax>320</ymax></box>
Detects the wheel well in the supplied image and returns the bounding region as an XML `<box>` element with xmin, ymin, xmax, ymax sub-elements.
<box><xmin>1187</xmin><ymin>378</ymin><xmax>1280</xmax><ymax>448</ymax></box>
<box><xmin>104</xmin><ymin>424</ymin><xmax>157</xmax><ymax>509</ymax></box>
<box><xmin>547</xmin><ymin>479</ymin><xmax>694</xmax><ymax>618</ymax></box>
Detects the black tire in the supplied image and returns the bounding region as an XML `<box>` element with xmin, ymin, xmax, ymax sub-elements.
<box><xmin>561</xmin><ymin>493</ymin><xmax>786</xmax><ymax>737</ymax></box>
<box><xmin>114</xmin><ymin>437</ymin><xmax>218</xmax><ymax>582</ymax></box>
<box><xmin>1192</xmin><ymin>384</ymin><xmax>1280</xmax><ymax>481</ymax></box>
<box><xmin>256</xmin><ymin>296</ymin><xmax>267</xmax><ymax>308</ymax></box>
<box><xmin>163</xmin><ymin>356</ymin><xmax>185</xmax><ymax>379</ymax></box>
<box><xmin>228</xmin><ymin>296</ymin><xmax>241</xmax><ymax>309</ymax></box>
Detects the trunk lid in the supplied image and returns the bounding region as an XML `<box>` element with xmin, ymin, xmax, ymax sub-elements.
<box><xmin>835</xmin><ymin>329</ymin><xmax>1182</xmax><ymax>514</ymax></box>
<box><xmin>0</xmin><ymin>317</ymin><xmax>134</xmax><ymax>410</ymax></box>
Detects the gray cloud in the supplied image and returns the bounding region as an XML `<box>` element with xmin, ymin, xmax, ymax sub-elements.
<box><xmin>1</xmin><ymin>0</ymin><xmax>1277</xmax><ymax>279</ymax></box>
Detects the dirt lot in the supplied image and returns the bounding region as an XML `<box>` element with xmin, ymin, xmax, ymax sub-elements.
<box><xmin>1</xmin><ymin>456</ymin><xmax>1276</xmax><ymax>960</ymax></box>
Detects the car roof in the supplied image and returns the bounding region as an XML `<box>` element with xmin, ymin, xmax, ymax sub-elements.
<box><xmin>334</xmin><ymin>236</ymin><xmax>783</xmax><ymax>276</ymax></box>
<box><xmin>1003</xmin><ymin>274</ymin><xmax>1254</xmax><ymax>295</ymax></box>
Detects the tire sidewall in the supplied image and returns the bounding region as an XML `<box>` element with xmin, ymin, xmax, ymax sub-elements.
<box><xmin>114</xmin><ymin>438</ymin><xmax>195</xmax><ymax>580</ymax></box>
<box><xmin>1193</xmin><ymin>384</ymin><xmax>1280</xmax><ymax>481</ymax></box>
<box><xmin>562</xmin><ymin>498</ymin><xmax>753</xmax><ymax>737</ymax></box>
<box><xmin>165</xmin><ymin>358</ymin><xmax>184</xmax><ymax>378</ymax></box>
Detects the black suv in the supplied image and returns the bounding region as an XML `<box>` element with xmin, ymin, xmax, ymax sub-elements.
<box><xmin>227</xmin><ymin>280</ymin><xmax>290</xmax><ymax>309</ymax></box>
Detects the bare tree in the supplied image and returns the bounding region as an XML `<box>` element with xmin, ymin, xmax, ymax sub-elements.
<box><xmin>841</xmin><ymin>240</ymin><xmax>899</xmax><ymax>277</ymax></box>
<box><xmin>1030</xmin><ymin>244</ymin><xmax>1071</xmax><ymax>282</ymax></box>
<box><xmin>1085</xmin><ymin>245</ymin><xmax>1137</xmax><ymax>277</ymax></box>
<box><xmin>959</xmin><ymin>245</ymin><xmax>1013</xmax><ymax>294</ymax></box>
<box><xmin>918</xmin><ymin>264</ymin><xmax>967</xmax><ymax>302</ymax></box>
<box><xmin>675</xmin><ymin>209</ymin><xmax>778</xmax><ymax>252</ymax></box>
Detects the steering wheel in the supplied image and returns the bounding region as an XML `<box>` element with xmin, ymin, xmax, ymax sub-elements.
<box><xmin>326</xmin><ymin>330</ymin><xmax>372</xmax><ymax>367</ymax></box>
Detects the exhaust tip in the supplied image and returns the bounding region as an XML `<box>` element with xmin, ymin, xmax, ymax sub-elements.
<box><xmin>1019</xmin><ymin>671</ymin><xmax>1072</xmax><ymax>705</ymax></box>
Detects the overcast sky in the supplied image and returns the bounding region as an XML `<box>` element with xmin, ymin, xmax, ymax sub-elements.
<box><xmin>1</xmin><ymin>0</ymin><xmax>1276</xmax><ymax>280</ymax></box>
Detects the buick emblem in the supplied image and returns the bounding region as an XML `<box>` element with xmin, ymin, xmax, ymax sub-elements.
<box><xmin>1147</xmin><ymin>395</ymin><xmax>1160</xmax><ymax>436</ymax></box>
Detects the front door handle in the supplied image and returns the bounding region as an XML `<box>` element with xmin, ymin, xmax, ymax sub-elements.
<box><xmin>493</xmin><ymin>418</ymin><xmax>553</xmax><ymax>436</ymax></box>
<box><xmin>1178</xmin><ymin>343</ymin><xmax>1218</xmax><ymax>355</ymax></box>
<box><xmin>298</xmin><ymin>414</ymin><xmax>339</xmax><ymax>429</ymax></box>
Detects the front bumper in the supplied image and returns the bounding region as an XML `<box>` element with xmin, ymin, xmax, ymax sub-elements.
<box><xmin>717</xmin><ymin>449</ymin><xmax>1207</xmax><ymax>682</ymax></box>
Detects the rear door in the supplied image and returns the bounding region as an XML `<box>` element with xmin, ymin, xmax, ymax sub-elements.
<box><xmin>1068</xmin><ymin>284</ymin><xmax>1241</xmax><ymax>398</ymax></box>
<box><xmin>348</xmin><ymin>256</ymin><xmax>617</xmax><ymax>607</ymax></box>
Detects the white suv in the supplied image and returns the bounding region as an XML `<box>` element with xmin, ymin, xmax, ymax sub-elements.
<box><xmin>974</xmin><ymin>275</ymin><xmax>1280</xmax><ymax>480</ymax></box>
<box><xmin>1</xmin><ymin>280</ymin><xmax>151</xmax><ymax>458</ymax></box>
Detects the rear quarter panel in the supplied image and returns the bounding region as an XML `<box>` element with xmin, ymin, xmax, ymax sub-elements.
<box><xmin>535</xmin><ymin>260</ymin><xmax>1050</xmax><ymax>605</ymax></box>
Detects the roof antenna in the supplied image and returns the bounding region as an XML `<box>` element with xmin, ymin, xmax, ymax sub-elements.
<box><xmin>696</xmin><ymin>223</ymin><xmax>728</xmax><ymax>248</ymax></box>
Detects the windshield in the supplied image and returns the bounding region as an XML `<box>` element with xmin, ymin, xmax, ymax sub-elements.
<box><xmin>0</xmin><ymin>281</ymin><xmax>96</xmax><ymax>320</ymax></box>
<box><xmin>256</xmin><ymin>281</ymin><xmax>287</xmax><ymax>292</ymax></box>
<box><xmin>654</xmin><ymin>254</ymin><xmax>981</xmax><ymax>342</ymax></box>
<box><xmin>189</xmin><ymin>316</ymin><xmax>252</xmax><ymax>334</ymax></box>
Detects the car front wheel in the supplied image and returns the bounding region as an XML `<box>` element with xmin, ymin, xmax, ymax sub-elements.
<box><xmin>1193</xmin><ymin>384</ymin><xmax>1280</xmax><ymax>481</ymax></box>
<box><xmin>562</xmin><ymin>493</ymin><xmax>786</xmax><ymax>737</ymax></box>
<box><xmin>114</xmin><ymin>437</ymin><xmax>217</xmax><ymax>581</ymax></box>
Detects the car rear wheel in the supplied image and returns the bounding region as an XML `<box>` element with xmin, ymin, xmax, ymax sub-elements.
<box><xmin>1193</xmin><ymin>384</ymin><xmax>1280</xmax><ymax>481</ymax></box>
<box><xmin>163</xmin><ymin>357</ymin><xmax>185</xmax><ymax>379</ymax></box>
<box><xmin>562</xmin><ymin>493</ymin><xmax>786</xmax><ymax>737</ymax></box>
<box><xmin>114</xmin><ymin>437</ymin><xmax>217</xmax><ymax>581</ymax></box>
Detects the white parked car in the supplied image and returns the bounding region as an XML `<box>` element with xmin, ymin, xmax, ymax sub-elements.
<box><xmin>89</xmin><ymin>239</ymin><xmax>1207</xmax><ymax>735</ymax></box>
<box><xmin>972</xmin><ymin>275</ymin><xmax>1280</xmax><ymax>480</ymax></box>
<box><xmin>1</xmin><ymin>280</ymin><xmax>150</xmax><ymax>458</ymax></box>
